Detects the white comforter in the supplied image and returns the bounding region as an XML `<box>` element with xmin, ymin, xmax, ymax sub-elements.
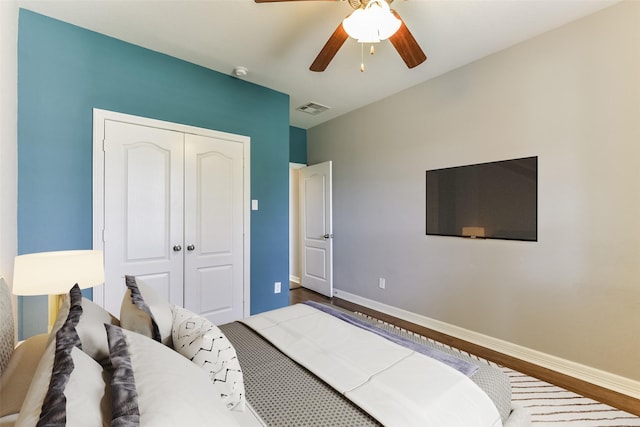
<box><xmin>242</xmin><ymin>304</ymin><xmax>502</xmax><ymax>427</ymax></box>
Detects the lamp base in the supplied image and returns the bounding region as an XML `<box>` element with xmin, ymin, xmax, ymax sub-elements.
<box><xmin>47</xmin><ymin>293</ymin><xmax>66</xmax><ymax>332</ymax></box>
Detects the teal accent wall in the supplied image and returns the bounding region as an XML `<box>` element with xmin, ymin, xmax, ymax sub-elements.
<box><xmin>17</xmin><ymin>10</ymin><xmax>290</xmax><ymax>338</ymax></box>
<box><xmin>289</xmin><ymin>126</ymin><xmax>307</xmax><ymax>164</ymax></box>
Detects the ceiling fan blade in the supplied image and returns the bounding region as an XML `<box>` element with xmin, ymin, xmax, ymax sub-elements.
<box><xmin>310</xmin><ymin>22</ymin><xmax>349</xmax><ymax>72</ymax></box>
<box><xmin>389</xmin><ymin>10</ymin><xmax>427</xmax><ymax>69</ymax></box>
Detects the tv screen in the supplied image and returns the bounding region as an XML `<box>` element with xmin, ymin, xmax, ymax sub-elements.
<box><xmin>426</xmin><ymin>156</ymin><xmax>537</xmax><ymax>241</ymax></box>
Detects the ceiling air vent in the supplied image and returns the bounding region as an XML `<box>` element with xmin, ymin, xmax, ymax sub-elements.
<box><xmin>296</xmin><ymin>102</ymin><xmax>330</xmax><ymax>115</ymax></box>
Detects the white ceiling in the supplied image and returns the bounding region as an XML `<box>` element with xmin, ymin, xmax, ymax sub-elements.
<box><xmin>17</xmin><ymin>0</ymin><xmax>619</xmax><ymax>129</ymax></box>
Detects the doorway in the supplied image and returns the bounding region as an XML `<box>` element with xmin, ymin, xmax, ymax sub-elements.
<box><xmin>289</xmin><ymin>163</ymin><xmax>305</xmax><ymax>290</ymax></box>
<box><xmin>92</xmin><ymin>109</ymin><xmax>251</xmax><ymax>324</ymax></box>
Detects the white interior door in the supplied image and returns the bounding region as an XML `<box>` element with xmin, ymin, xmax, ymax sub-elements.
<box><xmin>299</xmin><ymin>161</ymin><xmax>333</xmax><ymax>297</ymax></box>
<box><xmin>183</xmin><ymin>134</ymin><xmax>244</xmax><ymax>325</ymax></box>
<box><xmin>103</xmin><ymin>120</ymin><xmax>185</xmax><ymax>315</ymax></box>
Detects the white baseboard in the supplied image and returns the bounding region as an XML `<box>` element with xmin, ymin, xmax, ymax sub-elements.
<box><xmin>334</xmin><ymin>288</ymin><xmax>640</xmax><ymax>400</ymax></box>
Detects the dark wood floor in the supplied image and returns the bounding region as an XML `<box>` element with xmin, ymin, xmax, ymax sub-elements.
<box><xmin>289</xmin><ymin>286</ymin><xmax>332</xmax><ymax>305</ymax></box>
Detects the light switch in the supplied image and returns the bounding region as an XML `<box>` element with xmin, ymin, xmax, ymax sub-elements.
<box><xmin>251</xmin><ymin>200</ymin><xmax>258</xmax><ymax>211</ymax></box>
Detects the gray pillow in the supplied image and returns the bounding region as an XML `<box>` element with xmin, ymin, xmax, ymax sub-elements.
<box><xmin>0</xmin><ymin>333</ymin><xmax>49</xmax><ymax>418</ymax></box>
<box><xmin>120</xmin><ymin>276</ymin><xmax>173</xmax><ymax>347</ymax></box>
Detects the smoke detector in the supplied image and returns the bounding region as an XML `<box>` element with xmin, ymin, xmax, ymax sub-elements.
<box><xmin>232</xmin><ymin>66</ymin><xmax>248</xmax><ymax>77</ymax></box>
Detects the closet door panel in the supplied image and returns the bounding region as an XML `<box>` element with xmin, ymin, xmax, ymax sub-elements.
<box><xmin>103</xmin><ymin>120</ymin><xmax>184</xmax><ymax>315</ymax></box>
<box><xmin>184</xmin><ymin>134</ymin><xmax>244</xmax><ymax>325</ymax></box>
<box><xmin>195</xmin><ymin>265</ymin><xmax>233</xmax><ymax>314</ymax></box>
<box><xmin>198</xmin><ymin>153</ymin><xmax>233</xmax><ymax>254</ymax></box>
<box><xmin>125</xmin><ymin>144</ymin><xmax>171</xmax><ymax>260</ymax></box>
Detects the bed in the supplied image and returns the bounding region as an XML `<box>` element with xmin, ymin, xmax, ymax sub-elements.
<box><xmin>220</xmin><ymin>301</ymin><xmax>520</xmax><ymax>427</ymax></box>
<box><xmin>2</xmin><ymin>275</ymin><xmax>526</xmax><ymax>426</ymax></box>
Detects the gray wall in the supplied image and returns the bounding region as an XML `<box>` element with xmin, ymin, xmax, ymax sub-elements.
<box><xmin>308</xmin><ymin>1</ymin><xmax>640</xmax><ymax>381</ymax></box>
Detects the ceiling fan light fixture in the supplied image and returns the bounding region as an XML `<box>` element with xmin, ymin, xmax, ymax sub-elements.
<box><xmin>343</xmin><ymin>0</ymin><xmax>401</xmax><ymax>43</ymax></box>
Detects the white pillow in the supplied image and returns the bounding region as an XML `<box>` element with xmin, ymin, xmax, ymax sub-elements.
<box><xmin>105</xmin><ymin>324</ymin><xmax>242</xmax><ymax>426</ymax></box>
<box><xmin>171</xmin><ymin>305</ymin><xmax>246</xmax><ymax>412</ymax></box>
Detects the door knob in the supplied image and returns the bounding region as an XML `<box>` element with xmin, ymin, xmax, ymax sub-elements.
<box><xmin>323</xmin><ymin>234</ymin><xmax>333</xmax><ymax>239</ymax></box>
<box><xmin>187</xmin><ymin>244</ymin><xmax>195</xmax><ymax>251</ymax></box>
<box><xmin>173</xmin><ymin>245</ymin><xmax>182</xmax><ymax>252</ymax></box>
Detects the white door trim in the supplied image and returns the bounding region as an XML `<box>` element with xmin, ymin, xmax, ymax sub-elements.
<box><xmin>92</xmin><ymin>108</ymin><xmax>251</xmax><ymax>318</ymax></box>
<box><xmin>289</xmin><ymin>162</ymin><xmax>306</xmax><ymax>287</ymax></box>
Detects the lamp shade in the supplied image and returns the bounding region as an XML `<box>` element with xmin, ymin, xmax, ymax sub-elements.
<box><xmin>13</xmin><ymin>250</ymin><xmax>105</xmax><ymax>296</ymax></box>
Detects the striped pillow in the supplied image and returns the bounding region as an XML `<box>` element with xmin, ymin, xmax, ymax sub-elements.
<box><xmin>15</xmin><ymin>285</ymin><xmax>110</xmax><ymax>427</ymax></box>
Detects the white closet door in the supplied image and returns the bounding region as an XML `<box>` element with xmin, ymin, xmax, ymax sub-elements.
<box><xmin>103</xmin><ymin>120</ymin><xmax>185</xmax><ymax>315</ymax></box>
<box><xmin>183</xmin><ymin>134</ymin><xmax>244</xmax><ymax>325</ymax></box>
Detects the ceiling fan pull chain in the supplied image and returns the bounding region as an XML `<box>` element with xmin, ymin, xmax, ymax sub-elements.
<box><xmin>370</xmin><ymin>44</ymin><xmax>375</xmax><ymax>55</ymax></box>
<box><xmin>360</xmin><ymin>43</ymin><xmax>365</xmax><ymax>72</ymax></box>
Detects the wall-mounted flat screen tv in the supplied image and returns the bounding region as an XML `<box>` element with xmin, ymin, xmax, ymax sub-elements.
<box><xmin>426</xmin><ymin>156</ymin><xmax>537</xmax><ymax>241</ymax></box>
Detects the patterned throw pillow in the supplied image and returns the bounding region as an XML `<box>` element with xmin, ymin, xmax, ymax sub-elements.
<box><xmin>120</xmin><ymin>275</ymin><xmax>173</xmax><ymax>347</ymax></box>
<box><xmin>171</xmin><ymin>305</ymin><xmax>246</xmax><ymax>412</ymax></box>
<box><xmin>105</xmin><ymin>324</ymin><xmax>242</xmax><ymax>427</ymax></box>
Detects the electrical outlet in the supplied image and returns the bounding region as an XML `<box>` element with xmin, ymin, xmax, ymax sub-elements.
<box><xmin>378</xmin><ymin>278</ymin><xmax>386</xmax><ymax>289</ymax></box>
<box><xmin>274</xmin><ymin>281</ymin><xmax>281</xmax><ymax>294</ymax></box>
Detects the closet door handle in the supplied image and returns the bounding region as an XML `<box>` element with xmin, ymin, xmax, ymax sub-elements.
<box><xmin>173</xmin><ymin>245</ymin><xmax>182</xmax><ymax>252</ymax></box>
<box><xmin>187</xmin><ymin>245</ymin><xmax>195</xmax><ymax>251</ymax></box>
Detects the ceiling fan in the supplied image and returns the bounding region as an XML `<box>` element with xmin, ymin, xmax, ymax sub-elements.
<box><xmin>255</xmin><ymin>0</ymin><xmax>427</xmax><ymax>72</ymax></box>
